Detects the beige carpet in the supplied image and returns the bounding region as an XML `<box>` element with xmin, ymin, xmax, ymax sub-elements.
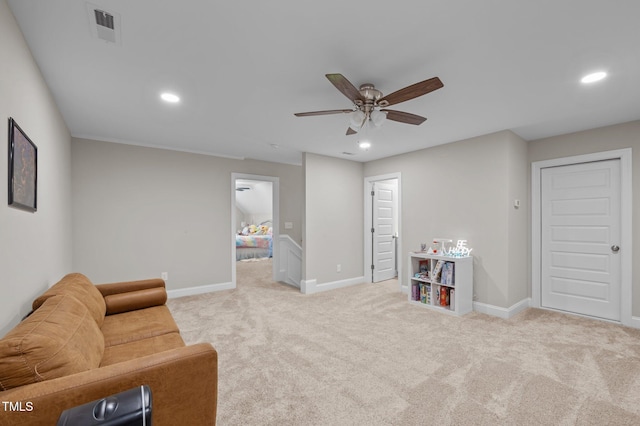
<box><xmin>168</xmin><ymin>259</ymin><xmax>640</xmax><ymax>425</ymax></box>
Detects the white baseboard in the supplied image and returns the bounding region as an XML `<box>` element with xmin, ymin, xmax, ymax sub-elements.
<box><xmin>167</xmin><ymin>281</ymin><xmax>234</xmax><ymax>299</ymax></box>
<box><xmin>301</xmin><ymin>276</ymin><xmax>365</xmax><ymax>295</ymax></box>
<box><xmin>473</xmin><ymin>298</ymin><xmax>531</xmax><ymax>319</ymax></box>
<box><xmin>625</xmin><ymin>316</ymin><xmax>640</xmax><ymax>329</ymax></box>
<box><xmin>300</xmin><ymin>279</ymin><xmax>316</xmax><ymax>294</ymax></box>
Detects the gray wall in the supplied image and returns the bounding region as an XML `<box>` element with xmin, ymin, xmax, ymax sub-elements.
<box><xmin>0</xmin><ymin>0</ymin><xmax>72</xmax><ymax>336</ymax></box>
<box><xmin>303</xmin><ymin>153</ymin><xmax>364</xmax><ymax>284</ymax></box>
<box><xmin>364</xmin><ymin>130</ymin><xmax>529</xmax><ymax>309</ymax></box>
<box><xmin>72</xmin><ymin>138</ymin><xmax>302</xmax><ymax>289</ymax></box>
<box><xmin>528</xmin><ymin>120</ymin><xmax>640</xmax><ymax>316</ymax></box>
<box><xmin>506</xmin><ymin>130</ymin><xmax>530</xmax><ymax>306</ymax></box>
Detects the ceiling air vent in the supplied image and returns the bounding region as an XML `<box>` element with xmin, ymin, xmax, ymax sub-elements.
<box><xmin>94</xmin><ymin>10</ymin><xmax>114</xmax><ymax>30</ymax></box>
<box><xmin>86</xmin><ymin>3</ymin><xmax>121</xmax><ymax>45</ymax></box>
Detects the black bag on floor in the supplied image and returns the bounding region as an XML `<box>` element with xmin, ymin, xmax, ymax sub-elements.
<box><xmin>57</xmin><ymin>385</ymin><xmax>152</xmax><ymax>426</ymax></box>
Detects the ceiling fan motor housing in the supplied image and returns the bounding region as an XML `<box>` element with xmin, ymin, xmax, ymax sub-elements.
<box><xmin>356</xmin><ymin>83</ymin><xmax>387</xmax><ymax>113</ymax></box>
<box><xmin>356</xmin><ymin>84</ymin><xmax>388</xmax><ymax>109</ymax></box>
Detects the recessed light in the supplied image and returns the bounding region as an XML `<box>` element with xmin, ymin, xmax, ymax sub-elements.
<box><xmin>581</xmin><ymin>71</ymin><xmax>607</xmax><ymax>84</ymax></box>
<box><xmin>160</xmin><ymin>92</ymin><xmax>180</xmax><ymax>103</ymax></box>
<box><xmin>358</xmin><ymin>141</ymin><xmax>371</xmax><ymax>150</ymax></box>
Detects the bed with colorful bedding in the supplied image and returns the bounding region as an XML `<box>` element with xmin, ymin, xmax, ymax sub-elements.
<box><xmin>236</xmin><ymin>223</ymin><xmax>273</xmax><ymax>260</ymax></box>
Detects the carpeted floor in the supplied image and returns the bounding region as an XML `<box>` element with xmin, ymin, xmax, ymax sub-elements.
<box><xmin>168</xmin><ymin>259</ymin><xmax>640</xmax><ymax>425</ymax></box>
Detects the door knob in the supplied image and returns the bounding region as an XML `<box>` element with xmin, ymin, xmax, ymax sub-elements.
<box><xmin>611</xmin><ymin>245</ymin><xmax>620</xmax><ymax>253</ymax></box>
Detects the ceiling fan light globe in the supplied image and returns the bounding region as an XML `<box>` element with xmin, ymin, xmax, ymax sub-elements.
<box><xmin>350</xmin><ymin>110</ymin><xmax>366</xmax><ymax>128</ymax></box>
<box><xmin>370</xmin><ymin>110</ymin><xmax>387</xmax><ymax>127</ymax></box>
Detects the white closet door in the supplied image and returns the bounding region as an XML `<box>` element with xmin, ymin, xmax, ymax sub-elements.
<box><xmin>373</xmin><ymin>182</ymin><xmax>397</xmax><ymax>282</ymax></box>
<box><xmin>541</xmin><ymin>159</ymin><xmax>621</xmax><ymax>321</ymax></box>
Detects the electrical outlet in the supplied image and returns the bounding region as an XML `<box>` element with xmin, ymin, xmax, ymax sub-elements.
<box><xmin>161</xmin><ymin>272</ymin><xmax>168</xmax><ymax>281</ymax></box>
<box><xmin>336</xmin><ymin>264</ymin><xmax>341</xmax><ymax>273</ymax></box>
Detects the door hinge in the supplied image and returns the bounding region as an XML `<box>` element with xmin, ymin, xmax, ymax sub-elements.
<box><xmin>371</xmin><ymin>227</ymin><xmax>375</xmax><ymax>233</ymax></box>
<box><xmin>371</xmin><ymin>190</ymin><xmax>375</xmax><ymax>196</ymax></box>
<box><xmin>371</xmin><ymin>264</ymin><xmax>375</xmax><ymax>270</ymax></box>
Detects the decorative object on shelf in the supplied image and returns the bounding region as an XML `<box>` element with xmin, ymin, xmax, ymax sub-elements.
<box><xmin>428</xmin><ymin>238</ymin><xmax>473</xmax><ymax>257</ymax></box>
<box><xmin>430</xmin><ymin>238</ymin><xmax>452</xmax><ymax>255</ymax></box>
<box><xmin>443</xmin><ymin>240</ymin><xmax>473</xmax><ymax>257</ymax></box>
<box><xmin>420</xmin><ymin>242</ymin><xmax>427</xmax><ymax>252</ymax></box>
<box><xmin>8</xmin><ymin>118</ymin><xmax>37</xmax><ymax>212</ymax></box>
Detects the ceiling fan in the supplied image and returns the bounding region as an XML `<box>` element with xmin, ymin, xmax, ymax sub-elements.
<box><xmin>294</xmin><ymin>73</ymin><xmax>443</xmax><ymax>135</ymax></box>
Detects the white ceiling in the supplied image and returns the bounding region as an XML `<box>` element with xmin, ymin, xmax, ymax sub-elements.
<box><xmin>236</xmin><ymin>180</ymin><xmax>273</xmax><ymax>217</ymax></box>
<box><xmin>7</xmin><ymin>0</ymin><xmax>640</xmax><ymax>165</ymax></box>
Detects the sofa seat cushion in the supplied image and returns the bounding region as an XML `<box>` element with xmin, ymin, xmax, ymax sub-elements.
<box><xmin>32</xmin><ymin>273</ymin><xmax>106</xmax><ymax>327</ymax></box>
<box><xmin>101</xmin><ymin>305</ymin><xmax>180</xmax><ymax>347</ymax></box>
<box><xmin>100</xmin><ymin>332</ymin><xmax>185</xmax><ymax>367</ymax></box>
<box><xmin>0</xmin><ymin>294</ymin><xmax>104</xmax><ymax>391</ymax></box>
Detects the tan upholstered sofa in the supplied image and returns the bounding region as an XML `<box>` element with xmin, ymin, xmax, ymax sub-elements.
<box><xmin>0</xmin><ymin>273</ymin><xmax>217</xmax><ymax>425</ymax></box>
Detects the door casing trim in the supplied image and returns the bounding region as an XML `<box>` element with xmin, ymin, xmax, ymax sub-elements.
<box><xmin>231</xmin><ymin>173</ymin><xmax>280</xmax><ymax>288</ymax></box>
<box><xmin>364</xmin><ymin>173</ymin><xmax>402</xmax><ymax>289</ymax></box>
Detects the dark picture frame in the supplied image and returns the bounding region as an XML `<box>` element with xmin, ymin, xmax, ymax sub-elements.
<box><xmin>8</xmin><ymin>118</ymin><xmax>37</xmax><ymax>212</ymax></box>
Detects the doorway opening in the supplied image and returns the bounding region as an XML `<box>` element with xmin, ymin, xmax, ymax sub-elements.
<box><xmin>364</xmin><ymin>173</ymin><xmax>401</xmax><ymax>288</ymax></box>
<box><xmin>231</xmin><ymin>173</ymin><xmax>280</xmax><ymax>287</ymax></box>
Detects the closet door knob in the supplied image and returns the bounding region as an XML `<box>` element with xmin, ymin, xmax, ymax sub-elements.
<box><xmin>611</xmin><ymin>245</ymin><xmax>620</xmax><ymax>253</ymax></box>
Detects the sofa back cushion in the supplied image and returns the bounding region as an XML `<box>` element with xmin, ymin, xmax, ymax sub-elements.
<box><xmin>32</xmin><ymin>273</ymin><xmax>106</xmax><ymax>326</ymax></box>
<box><xmin>0</xmin><ymin>294</ymin><xmax>105</xmax><ymax>391</ymax></box>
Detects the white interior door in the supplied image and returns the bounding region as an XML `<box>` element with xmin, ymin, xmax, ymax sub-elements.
<box><xmin>372</xmin><ymin>181</ymin><xmax>397</xmax><ymax>282</ymax></box>
<box><xmin>541</xmin><ymin>159</ymin><xmax>621</xmax><ymax>321</ymax></box>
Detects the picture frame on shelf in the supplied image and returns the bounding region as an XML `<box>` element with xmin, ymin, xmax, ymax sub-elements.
<box><xmin>8</xmin><ymin>118</ymin><xmax>37</xmax><ymax>212</ymax></box>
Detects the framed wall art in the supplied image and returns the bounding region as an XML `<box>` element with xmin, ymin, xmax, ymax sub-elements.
<box><xmin>8</xmin><ymin>118</ymin><xmax>37</xmax><ymax>212</ymax></box>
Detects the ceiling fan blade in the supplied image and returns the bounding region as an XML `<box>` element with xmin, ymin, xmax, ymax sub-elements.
<box><xmin>294</xmin><ymin>109</ymin><xmax>353</xmax><ymax>117</ymax></box>
<box><xmin>346</xmin><ymin>127</ymin><xmax>358</xmax><ymax>135</ymax></box>
<box><xmin>381</xmin><ymin>109</ymin><xmax>427</xmax><ymax>125</ymax></box>
<box><xmin>326</xmin><ymin>74</ymin><xmax>364</xmax><ymax>103</ymax></box>
<box><xmin>378</xmin><ymin>77</ymin><xmax>443</xmax><ymax>107</ymax></box>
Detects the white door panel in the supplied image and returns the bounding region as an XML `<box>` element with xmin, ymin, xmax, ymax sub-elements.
<box><xmin>550</xmin><ymin>277</ymin><xmax>609</xmax><ymax>301</ymax></box>
<box><xmin>551</xmin><ymin>226</ymin><xmax>609</xmax><ymax>243</ymax></box>
<box><xmin>541</xmin><ymin>159</ymin><xmax>621</xmax><ymax>321</ymax></box>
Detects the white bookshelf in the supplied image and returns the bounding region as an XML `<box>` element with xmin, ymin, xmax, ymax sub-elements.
<box><xmin>407</xmin><ymin>252</ymin><xmax>473</xmax><ymax>315</ymax></box>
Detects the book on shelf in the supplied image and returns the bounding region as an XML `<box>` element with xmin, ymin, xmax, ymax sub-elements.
<box><xmin>439</xmin><ymin>286</ymin><xmax>449</xmax><ymax>307</ymax></box>
<box><xmin>432</xmin><ymin>260</ymin><xmax>444</xmax><ymax>282</ymax></box>
<box><xmin>411</xmin><ymin>282</ymin><xmax>420</xmax><ymax>301</ymax></box>
<box><xmin>441</xmin><ymin>262</ymin><xmax>455</xmax><ymax>285</ymax></box>
<box><xmin>419</xmin><ymin>283</ymin><xmax>430</xmax><ymax>304</ymax></box>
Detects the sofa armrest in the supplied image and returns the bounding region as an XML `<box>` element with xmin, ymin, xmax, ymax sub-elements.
<box><xmin>96</xmin><ymin>279</ymin><xmax>167</xmax><ymax>314</ymax></box>
<box><xmin>0</xmin><ymin>343</ymin><xmax>217</xmax><ymax>426</ymax></box>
